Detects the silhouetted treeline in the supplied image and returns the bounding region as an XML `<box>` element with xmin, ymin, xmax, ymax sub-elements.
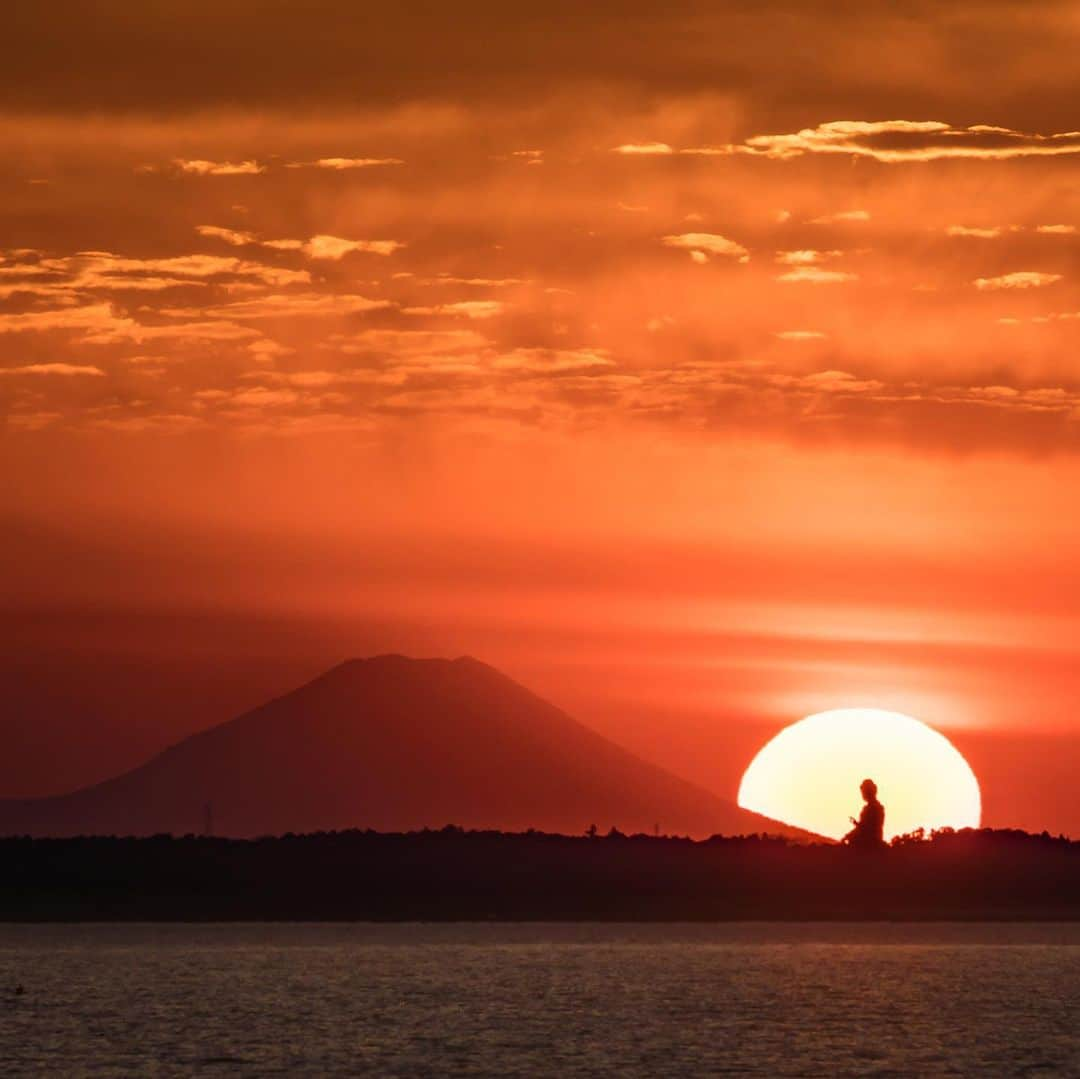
<box><xmin>2</xmin><ymin>826</ymin><xmax>1078</xmax><ymax>921</ymax></box>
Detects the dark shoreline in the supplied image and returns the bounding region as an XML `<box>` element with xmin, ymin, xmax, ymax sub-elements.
<box><xmin>4</xmin><ymin>827</ymin><xmax>1078</xmax><ymax>922</ymax></box>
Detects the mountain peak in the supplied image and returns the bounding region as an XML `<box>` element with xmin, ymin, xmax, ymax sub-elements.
<box><xmin>0</xmin><ymin>654</ymin><xmax>799</xmax><ymax>840</ymax></box>
<box><xmin>329</xmin><ymin>653</ymin><xmax>490</xmax><ymax>674</ymax></box>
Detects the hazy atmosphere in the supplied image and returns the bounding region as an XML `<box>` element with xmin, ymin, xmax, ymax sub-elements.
<box><xmin>7</xmin><ymin>9</ymin><xmax>1080</xmax><ymax>1078</ymax></box>
<box><xmin>6</xmin><ymin>2</ymin><xmax>1080</xmax><ymax>833</ymax></box>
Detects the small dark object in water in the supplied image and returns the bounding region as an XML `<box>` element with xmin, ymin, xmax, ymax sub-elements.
<box><xmin>13</xmin><ymin>985</ymin><xmax>24</xmax><ymax>996</ymax></box>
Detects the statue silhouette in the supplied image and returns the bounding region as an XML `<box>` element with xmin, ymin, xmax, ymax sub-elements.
<box><xmin>843</xmin><ymin>778</ymin><xmax>885</xmax><ymax>849</ymax></box>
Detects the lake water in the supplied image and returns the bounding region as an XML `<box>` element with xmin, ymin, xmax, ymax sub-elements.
<box><xmin>1</xmin><ymin>923</ymin><xmax>1079</xmax><ymax>1076</ymax></box>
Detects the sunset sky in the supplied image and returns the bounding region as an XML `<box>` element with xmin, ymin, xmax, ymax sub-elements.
<box><xmin>5</xmin><ymin>2</ymin><xmax>1080</xmax><ymax>833</ymax></box>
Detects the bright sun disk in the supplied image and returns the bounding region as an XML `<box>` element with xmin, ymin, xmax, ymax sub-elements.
<box><xmin>737</xmin><ymin>708</ymin><xmax>981</xmax><ymax>841</ymax></box>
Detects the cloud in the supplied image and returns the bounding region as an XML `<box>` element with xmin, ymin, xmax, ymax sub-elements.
<box><xmin>0</xmin><ymin>257</ymin><xmax>62</xmax><ymax>276</ymax></box>
<box><xmin>26</xmin><ymin>251</ymin><xmax>312</xmax><ymax>291</ymax></box>
<box><xmin>416</xmin><ymin>275</ymin><xmax>527</xmax><ymax>287</ymax></box>
<box><xmin>0</xmin><ymin>260</ymin><xmax>96</xmax><ymax>303</ymax></box>
<box><xmin>173</xmin><ymin>159</ymin><xmax>264</xmax><ymax>176</ymax></box>
<box><xmin>262</xmin><ymin>235</ymin><xmax>404</xmax><ymax>259</ymax></box>
<box><xmin>661</xmin><ymin>233</ymin><xmax>749</xmax><ymax>263</ymax></box>
<box><xmin>492</xmin><ymin>348</ymin><xmax>615</xmax><ymax>372</ymax></box>
<box><xmin>776</xmin><ymin>267</ymin><xmax>858</xmax><ymax>284</ymax></box>
<box><xmin>206</xmin><ymin>293</ymin><xmax>392</xmax><ymax>318</ymax></box>
<box><xmin>611</xmin><ymin>143</ymin><xmax>741</xmax><ymax>158</ymax></box>
<box><xmin>797</xmin><ymin>370</ymin><xmax>885</xmax><ymax>393</ymax></box>
<box><xmin>607</xmin><ymin>120</ymin><xmax>1080</xmax><ymax>166</ymax></box>
<box><xmin>402</xmin><ymin>301</ymin><xmax>505</xmax><ymax>319</ymax></box>
<box><xmin>534</xmin><ymin>373</ymin><xmax>640</xmax><ymax>396</ymax></box>
<box><xmin>91</xmin><ymin>413</ymin><xmax>207</xmax><ymax>434</ymax></box>
<box><xmin>946</xmin><ymin>224</ymin><xmax>1074</xmax><ymax>238</ymax></box>
<box><xmin>0</xmin><ymin>362</ymin><xmax>105</xmax><ymax>376</ymax></box>
<box><xmin>680</xmin><ymin>146</ymin><xmax>739</xmax><ymax>157</ymax></box>
<box><xmin>76</xmin><ymin>275</ymin><xmax>213</xmax><ymax>292</ymax></box>
<box><xmin>83</xmin><ymin>319</ymin><xmax>260</xmax><ymax>345</ymax></box>
<box><xmin>946</xmin><ymin>226</ymin><xmax>1005</xmax><ymax>238</ymax></box>
<box><xmin>17</xmin><ymin>95</ymin><xmax>1080</xmax><ymax>453</ymax></box>
<box><xmin>227</xmin><ymin>386</ymin><xmax>301</xmax><ymax>408</ymax></box>
<box><xmin>974</xmin><ymin>271</ymin><xmax>1062</xmax><ymax>290</ymax></box>
<box><xmin>250</xmin><ymin>369</ymin><xmax>396</xmax><ymax>388</ymax></box>
<box><xmin>77</xmin><ymin>253</ymin><xmax>242</xmax><ymax>277</ymax></box>
<box><xmin>285</xmin><ymin>157</ymin><xmax>404</xmax><ymax>169</ymax></box>
<box><xmin>246</xmin><ymin>339</ymin><xmax>295</xmax><ymax>362</ymax></box>
<box><xmin>0</xmin><ymin>303</ymin><xmax>122</xmax><ymax>334</ymax></box>
<box><xmin>196</xmin><ymin>227</ymin><xmax>404</xmax><ymax>260</ymax></box>
<box><xmin>613</xmin><ymin>142</ymin><xmax>674</xmax><ymax>155</ymax></box>
<box><xmin>775</xmin><ymin>250</ymin><xmax>843</xmax><ymax>265</ymax></box>
<box><xmin>0</xmin><ymin>282</ymin><xmax>79</xmax><ymax>300</ymax></box>
<box><xmin>5</xmin><ymin>410</ymin><xmax>63</xmax><ymax>430</ymax></box>
<box><xmin>197</xmin><ymin>225</ymin><xmax>257</xmax><ymax>246</ymax></box>
<box><xmin>303</xmin><ymin>235</ymin><xmax>403</xmax><ymax>259</ymax></box>
<box><xmin>327</xmin><ymin>329</ymin><xmax>489</xmax><ymax>355</ymax></box>
<box><xmin>628</xmin><ymin>356</ymin><xmax>1080</xmax><ymax>452</ymax></box>
<box><xmin>738</xmin><ymin>121</ymin><xmax>1080</xmax><ymax>163</ymax></box>
<box><xmin>809</xmin><ymin>210</ymin><xmax>870</xmax><ymax>224</ymax></box>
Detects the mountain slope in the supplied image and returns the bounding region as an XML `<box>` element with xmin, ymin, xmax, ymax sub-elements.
<box><xmin>0</xmin><ymin>655</ymin><xmax>799</xmax><ymax>838</ymax></box>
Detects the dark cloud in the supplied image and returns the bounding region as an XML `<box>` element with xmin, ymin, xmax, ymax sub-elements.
<box><xmin>6</xmin><ymin>2</ymin><xmax>1080</xmax><ymax>134</ymax></box>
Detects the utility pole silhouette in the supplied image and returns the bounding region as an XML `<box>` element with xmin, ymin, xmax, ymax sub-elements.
<box><xmin>203</xmin><ymin>802</ymin><xmax>214</xmax><ymax>837</ymax></box>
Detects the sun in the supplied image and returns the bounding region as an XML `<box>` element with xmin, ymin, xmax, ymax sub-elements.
<box><xmin>737</xmin><ymin>708</ymin><xmax>981</xmax><ymax>841</ymax></box>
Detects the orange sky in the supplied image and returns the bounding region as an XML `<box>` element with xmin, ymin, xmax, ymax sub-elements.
<box><xmin>4</xmin><ymin>2</ymin><xmax>1080</xmax><ymax>832</ymax></box>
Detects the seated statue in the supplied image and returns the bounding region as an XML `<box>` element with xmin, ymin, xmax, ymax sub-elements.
<box><xmin>843</xmin><ymin>778</ymin><xmax>885</xmax><ymax>849</ymax></box>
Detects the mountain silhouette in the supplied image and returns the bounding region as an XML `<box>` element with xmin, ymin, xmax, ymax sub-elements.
<box><xmin>0</xmin><ymin>655</ymin><xmax>799</xmax><ymax>838</ymax></box>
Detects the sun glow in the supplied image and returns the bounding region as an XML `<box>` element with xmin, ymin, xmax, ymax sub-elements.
<box><xmin>737</xmin><ymin>708</ymin><xmax>981</xmax><ymax>841</ymax></box>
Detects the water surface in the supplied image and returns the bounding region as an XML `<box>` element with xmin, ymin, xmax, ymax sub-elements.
<box><xmin>2</xmin><ymin>923</ymin><xmax>1078</xmax><ymax>1076</ymax></box>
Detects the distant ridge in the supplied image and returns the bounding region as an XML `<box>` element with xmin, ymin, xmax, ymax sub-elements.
<box><xmin>0</xmin><ymin>654</ymin><xmax>804</xmax><ymax>839</ymax></box>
